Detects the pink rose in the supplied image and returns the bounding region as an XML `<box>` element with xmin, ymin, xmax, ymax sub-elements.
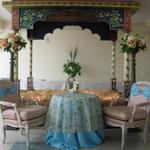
<box><xmin>0</xmin><ymin>39</ymin><xmax>9</xmax><ymax>48</ymax></box>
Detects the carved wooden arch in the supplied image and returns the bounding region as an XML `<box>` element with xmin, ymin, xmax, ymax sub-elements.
<box><xmin>28</xmin><ymin>9</ymin><xmax>117</xmax><ymax>41</ymax></box>
<box><xmin>26</xmin><ymin>9</ymin><xmax>117</xmax><ymax>90</ymax></box>
<box><xmin>45</xmin><ymin>9</ymin><xmax>98</xmax><ymax>22</ymax></box>
<box><xmin>32</xmin><ymin>21</ymin><xmax>117</xmax><ymax>40</ymax></box>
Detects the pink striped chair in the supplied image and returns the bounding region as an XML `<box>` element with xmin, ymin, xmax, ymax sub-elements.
<box><xmin>0</xmin><ymin>93</ymin><xmax>47</xmax><ymax>150</ymax></box>
<box><xmin>103</xmin><ymin>82</ymin><xmax>150</xmax><ymax>150</ymax></box>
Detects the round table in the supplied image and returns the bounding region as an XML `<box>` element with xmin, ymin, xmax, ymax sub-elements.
<box><xmin>45</xmin><ymin>93</ymin><xmax>104</xmax><ymax>149</ymax></box>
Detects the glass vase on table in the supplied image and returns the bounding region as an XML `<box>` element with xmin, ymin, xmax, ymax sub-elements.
<box><xmin>66</xmin><ymin>78</ymin><xmax>79</xmax><ymax>93</ymax></box>
<box><xmin>66</xmin><ymin>78</ymin><xmax>75</xmax><ymax>90</ymax></box>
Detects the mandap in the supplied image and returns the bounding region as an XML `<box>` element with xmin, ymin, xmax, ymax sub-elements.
<box><xmin>2</xmin><ymin>0</ymin><xmax>141</xmax><ymax>97</ymax></box>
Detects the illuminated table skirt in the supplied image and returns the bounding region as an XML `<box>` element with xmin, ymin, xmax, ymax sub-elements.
<box><xmin>45</xmin><ymin>93</ymin><xmax>104</xmax><ymax>149</ymax></box>
<box><xmin>45</xmin><ymin>129</ymin><xmax>104</xmax><ymax>149</ymax></box>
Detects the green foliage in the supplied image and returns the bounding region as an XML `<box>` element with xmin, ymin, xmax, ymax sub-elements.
<box><xmin>120</xmin><ymin>33</ymin><xmax>146</xmax><ymax>54</ymax></box>
<box><xmin>63</xmin><ymin>47</ymin><xmax>81</xmax><ymax>79</ymax></box>
<box><xmin>0</xmin><ymin>31</ymin><xmax>27</xmax><ymax>54</ymax></box>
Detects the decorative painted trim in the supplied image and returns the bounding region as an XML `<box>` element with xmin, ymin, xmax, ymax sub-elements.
<box><xmin>19</xmin><ymin>8</ymin><xmax>56</xmax><ymax>29</ymax></box>
<box><xmin>3</xmin><ymin>1</ymin><xmax>141</xmax><ymax>10</ymax></box>
<box><xmin>19</xmin><ymin>8</ymin><xmax>124</xmax><ymax>30</ymax></box>
<box><xmin>12</xmin><ymin>8</ymin><xmax>19</xmax><ymax>30</ymax></box>
<box><xmin>96</xmin><ymin>9</ymin><xmax>124</xmax><ymax>29</ymax></box>
<box><xmin>124</xmin><ymin>8</ymin><xmax>132</xmax><ymax>32</ymax></box>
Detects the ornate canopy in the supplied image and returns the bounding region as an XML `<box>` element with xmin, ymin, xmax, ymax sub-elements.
<box><xmin>2</xmin><ymin>0</ymin><xmax>142</xmax><ymax>93</ymax></box>
<box><xmin>3</xmin><ymin>0</ymin><xmax>141</xmax><ymax>40</ymax></box>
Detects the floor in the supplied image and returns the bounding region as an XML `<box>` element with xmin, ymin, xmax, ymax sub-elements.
<box><xmin>0</xmin><ymin>127</ymin><xmax>150</xmax><ymax>150</ymax></box>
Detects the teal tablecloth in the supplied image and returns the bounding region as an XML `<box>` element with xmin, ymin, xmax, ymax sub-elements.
<box><xmin>45</xmin><ymin>93</ymin><xmax>104</xmax><ymax>149</ymax></box>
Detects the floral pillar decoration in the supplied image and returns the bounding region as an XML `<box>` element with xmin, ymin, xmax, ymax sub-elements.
<box><xmin>123</xmin><ymin>52</ymin><xmax>130</xmax><ymax>81</ymax></box>
<box><xmin>0</xmin><ymin>31</ymin><xmax>27</xmax><ymax>82</ymax></box>
<box><xmin>121</xmin><ymin>33</ymin><xmax>146</xmax><ymax>82</ymax></box>
<box><xmin>111</xmin><ymin>41</ymin><xmax>116</xmax><ymax>90</ymax></box>
<box><xmin>123</xmin><ymin>8</ymin><xmax>132</xmax><ymax>97</ymax></box>
<box><xmin>14</xmin><ymin>30</ymin><xmax>19</xmax><ymax>81</ymax></box>
<box><xmin>110</xmin><ymin>30</ymin><xmax>117</xmax><ymax>91</ymax></box>
<box><xmin>14</xmin><ymin>49</ymin><xmax>20</xmax><ymax>95</ymax></box>
<box><xmin>27</xmin><ymin>29</ymin><xmax>34</xmax><ymax>90</ymax></box>
<box><xmin>27</xmin><ymin>39</ymin><xmax>34</xmax><ymax>90</ymax></box>
<box><xmin>123</xmin><ymin>51</ymin><xmax>130</xmax><ymax>97</ymax></box>
<box><xmin>14</xmin><ymin>51</ymin><xmax>19</xmax><ymax>80</ymax></box>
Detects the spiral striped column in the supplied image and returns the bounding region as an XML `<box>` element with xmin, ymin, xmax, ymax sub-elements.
<box><xmin>13</xmin><ymin>51</ymin><xmax>20</xmax><ymax>96</ymax></box>
<box><xmin>111</xmin><ymin>41</ymin><xmax>116</xmax><ymax>90</ymax></box>
<box><xmin>27</xmin><ymin>39</ymin><xmax>34</xmax><ymax>90</ymax></box>
<box><xmin>29</xmin><ymin>39</ymin><xmax>33</xmax><ymax>77</ymax></box>
<box><xmin>111</xmin><ymin>41</ymin><xmax>116</xmax><ymax>79</ymax></box>
<box><xmin>13</xmin><ymin>30</ymin><xmax>19</xmax><ymax>81</ymax></box>
<box><xmin>123</xmin><ymin>52</ymin><xmax>130</xmax><ymax>81</ymax></box>
<box><xmin>14</xmin><ymin>51</ymin><xmax>18</xmax><ymax>80</ymax></box>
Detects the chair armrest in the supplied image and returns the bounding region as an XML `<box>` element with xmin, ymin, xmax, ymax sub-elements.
<box><xmin>108</xmin><ymin>99</ymin><xmax>117</xmax><ymax>107</ymax></box>
<box><xmin>129</xmin><ymin>101</ymin><xmax>150</xmax><ymax>124</ymax></box>
<box><xmin>108</xmin><ymin>97</ymin><xmax>128</xmax><ymax>107</ymax></box>
<box><xmin>0</xmin><ymin>101</ymin><xmax>16</xmax><ymax>107</ymax></box>
<box><xmin>135</xmin><ymin>101</ymin><xmax>150</xmax><ymax>107</ymax></box>
<box><xmin>31</xmin><ymin>99</ymin><xmax>39</xmax><ymax>106</ymax></box>
<box><xmin>124</xmin><ymin>98</ymin><xmax>130</xmax><ymax>102</ymax></box>
<box><xmin>0</xmin><ymin>101</ymin><xmax>22</xmax><ymax>128</ymax></box>
<box><xmin>20</xmin><ymin>98</ymin><xmax>39</xmax><ymax>107</ymax></box>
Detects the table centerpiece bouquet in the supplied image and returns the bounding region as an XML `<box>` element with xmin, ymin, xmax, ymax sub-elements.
<box><xmin>63</xmin><ymin>46</ymin><xmax>81</xmax><ymax>90</ymax></box>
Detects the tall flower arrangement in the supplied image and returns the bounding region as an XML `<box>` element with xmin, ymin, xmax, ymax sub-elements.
<box><xmin>120</xmin><ymin>32</ymin><xmax>146</xmax><ymax>83</ymax></box>
<box><xmin>0</xmin><ymin>31</ymin><xmax>27</xmax><ymax>81</ymax></box>
<box><xmin>63</xmin><ymin>47</ymin><xmax>81</xmax><ymax>79</ymax></box>
<box><xmin>63</xmin><ymin>47</ymin><xmax>81</xmax><ymax>90</ymax></box>
<box><xmin>120</xmin><ymin>33</ymin><xmax>146</xmax><ymax>53</ymax></box>
<box><xmin>0</xmin><ymin>31</ymin><xmax>27</xmax><ymax>53</ymax></box>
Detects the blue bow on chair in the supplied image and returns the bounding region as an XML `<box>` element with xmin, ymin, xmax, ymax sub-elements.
<box><xmin>0</xmin><ymin>84</ymin><xmax>17</xmax><ymax>98</ymax></box>
<box><xmin>130</xmin><ymin>83</ymin><xmax>150</xmax><ymax>99</ymax></box>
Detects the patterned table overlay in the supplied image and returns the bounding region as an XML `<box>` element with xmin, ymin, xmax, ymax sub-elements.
<box><xmin>46</xmin><ymin>93</ymin><xmax>104</xmax><ymax>133</ymax></box>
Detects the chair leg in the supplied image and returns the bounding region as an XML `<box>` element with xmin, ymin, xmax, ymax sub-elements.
<box><xmin>2</xmin><ymin>125</ymin><xmax>6</xmax><ymax>143</ymax></box>
<box><xmin>143</xmin><ymin>123</ymin><xmax>148</xmax><ymax>143</ymax></box>
<box><xmin>20</xmin><ymin>127</ymin><xmax>24</xmax><ymax>135</ymax></box>
<box><xmin>121</xmin><ymin>126</ymin><xmax>127</xmax><ymax>150</ymax></box>
<box><xmin>25</xmin><ymin>124</ymin><xmax>29</xmax><ymax>150</ymax></box>
<box><xmin>20</xmin><ymin>127</ymin><xmax>22</xmax><ymax>135</ymax></box>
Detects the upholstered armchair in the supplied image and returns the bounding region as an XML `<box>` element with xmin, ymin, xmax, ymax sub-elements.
<box><xmin>103</xmin><ymin>81</ymin><xmax>150</xmax><ymax>150</ymax></box>
<box><xmin>0</xmin><ymin>80</ymin><xmax>47</xmax><ymax>150</ymax></box>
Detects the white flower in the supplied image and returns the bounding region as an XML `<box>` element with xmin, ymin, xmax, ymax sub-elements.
<box><xmin>138</xmin><ymin>38</ymin><xmax>145</xmax><ymax>47</ymax></box>
<box><xmin>127</xmin><ymin>35</ymin><xmax>137</xmax><ymax>48</ymax></box>
<box><xmin>0</xmin><ymin>32</ymin><xmax>9</xmax><ymax>39</ymax></box>
<box><xmin>0</xmin><ymin>31</ymin><xmax>27</xmax><ymax>53</ymax></box>
<box><xmin>121</xmin><ymin>32</ymin><xmax>146</xmax><ymax>53</ymax></box>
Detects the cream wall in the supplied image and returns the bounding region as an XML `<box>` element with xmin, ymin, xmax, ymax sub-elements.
<box><xmin>0</xmin><ymin>22</ymin><xmax>150</xmax><ymax>89</ymax></box>
<box><xmin>32</xmin><ymin>26</ymin><xmax>118</xmax><ymax>82</ymax></box>
<box><xmin>0</xmin><ymin>20</ymin><xmax>10</xmax><ymax>29</ymax></box>
<box><xmin>30</xmin><ymin>24</ymin><xmax>150</xmax><ymax>83</ymax></box>
<box><xmin>131</xmin><ymin>23</ymin><xmax>150</xmax><ymax>81</ymax></box>
<box><xmin>0</xmin><ymin>20</ymin><xmax>11</xmax><ymax>78</ymax></box>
